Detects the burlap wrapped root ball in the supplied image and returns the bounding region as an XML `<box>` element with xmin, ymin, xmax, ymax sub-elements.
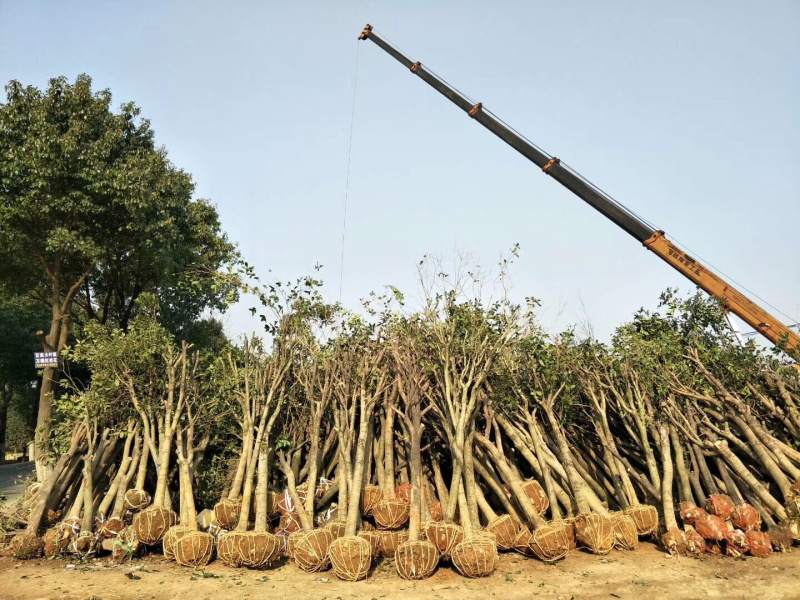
<box><xmin>486</xmin><ymin>515</ymin><xmax>520</xmax><ymax>551</ymax></box>
<box><xmin>163</xmin><ymin>525</ymin><xmax>192</xmax><ymax>560</ymax></box>
<box><xmin>378</xmin><ymin>529</ymin><xmax>409</xmax><ymax>558</ymax></box>
<box><xmin>329</xmin><ymin>535</ymin><xmax>372</xmax><ymax>581</ymax></box>
<box><xmin>694</xmin><ymin>513</ymin><xmax>727</xmax><ymax>541</ymax></box>
<box><xmin>294</xmin><ymin>529</ymin><xmax>334</xmax><ymax>572</ymax></box>
<box><xmin>43</xmin><ymin>527</ymin><xmax>70</xmax><ymax>556</ymax></box>
<box><xmin>111</xmin><ymin>527</ymin><xmax>140</xmax><ymax>563</ymax></box>
<box><xmin>395</xmin><ymin>540</ymin><xmax>440</xmax><ymax>580</ymax></box>
<box><xmin>133</xmin><ymin>507</ymin><xmax>177</xmax><ymax>545</ymax></box>
<box><xmin>175</xmin><ymin>530</ymin><xmax>215</xmax><ymax>567</ymax></box>
<box><xmin>424</xmin><ymin>521</ymin><xmax>464</xmax><ymax>560</ymax></box>
<box><xmin>9</xmin><ymin>534</ymin><xmax>44</xmax><ymax>560</ymax></box>
<box><xmin>325</xmin><ymin>520</ymin><xmax>347</xmax><ymax>539</ymax></box>
<box><xmin>451</xmin><ymin>537</ymin><xmax>497</xmax><ymax>578</ymax></box>
<box><xmin>723</xmin><ymin>529</ymin><xmax>749</xmax><ymax>558</ymax></box>
<box><xmin>357</xmin><ymin>530</ymin><xmax>381</xmax><ymax>557</ymax></box>
<box><xmin>623</xmin><ymin>505</ymin><xmax>659</xmax><ymax>537</ymax></box>
<box><xmin>522</xmin><ymin>479</ymin><xmax>549</xmax><ymax>516</ymax></box>
<box><xmin>213</xmin><ymin>498</ymin><xmax>242</xmax><ymax>531</ymax></box>
<box><xmin>123</xmin><ymin>489</ymin><xmax>151</xmax><ymax>512</ymax></box>
<box><xmin>575</xmin><ymin>513</ymin><xmax>614</xmax><ymax>555</ymax></box>
<box><xmin>746</xmin><ymin>531</ymin><xmax>772</xmax><ymax>558</ymax></box>
<box><xmin>528</xmin><ymin>522</ymin><xmax>570</xmax><ymax>563</ymax></box>
<box><xmin>679</xmin><ymin>502</ymin><xmax>706</xmax><ymax>526</ymax></box>
<box><xmin>705</xmin><ymin>494</ymin><xmax>735</xmax><ymax>520</ymax></box>
<box><xmin>361</xmin><ymin>484</ymin><xmax>383</xmax><ymax>516</ymax></box>
<box><xmin>97</xmin><ymin>517</ymin><xmax>126</xmax><ymax>539</ymax></box>
<box><xmin>610</xmin><ymin>512</ymin><xmax>638</xmax><ymax>551</ymax></box>
<box><xmin>731</xmin><ymin>503</ymin><xmax>761</xmax><ymax>532</ymax></box>
<box><xmin>373</xmin><ymin>498</ymin><xmax>410</xmax><ymax>530</ymax></box>
<box><xmin>661</xmin><ymin>527</ymin><xmax>687</xmax><ymax>556</ymax></box>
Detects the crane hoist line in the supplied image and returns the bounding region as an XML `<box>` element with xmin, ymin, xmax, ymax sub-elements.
<box><xmin>358</xmin><ymin>24</ymin><xmax>799</xmax><ymax>352</ymax></box>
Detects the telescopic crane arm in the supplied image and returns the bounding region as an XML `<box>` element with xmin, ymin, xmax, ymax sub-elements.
<box><xmin>359</xmin><ymin>24</ymin><xmax>799</xmax><ymax>352</ymax></box>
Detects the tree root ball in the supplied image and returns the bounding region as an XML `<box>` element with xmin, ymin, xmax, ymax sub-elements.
<box><xmin>610</xmin><ymin>512</ymin><xmax>638</xmax><ymax>551</ymax></box>
<box><xmin>661</xmin><ymin>527</ymin><xmax>687</xmax><ymax>556</ymax></box>
<box><xmin>175</xmin><ymin>531</ymin><xmax>215</xmax><ymax>567</ymax></box>
<box><xmin>521</xmin><ymin>479</ymin><xmax>549</xmax><ymax>516</ymax></box>
<box><xmin>486</xmin><ymin>515</ymin><xmax>519</xmax><ymax>551</ymax></box>
<box><xmin>57</xmin><ymin>516</ymin><xmax>81</xmax><ymax>541</ymax></box>
<box><xmin>70</xmin><ymin>531</ymin><xmax>96</xmax><ymax>558</ymax></box>
<box><xmin>163</xmin><ymin>525</ymin><xmax>192</xmax><ymax>560</ymax></box>
<box><xmin>705</xmin><ymin>540</ymin><xmax>723</xmax><ymax>555</ymax></box>
<box><xmin>731</xmin><ymin>503</ymin><xmax>760</xmax><ymax>532</ymax></box>
<box><xmin>512</xmin><ymin>526</ymin><xmax>535</xmax><ymax>556</ymax></box>
<box><xmin>427</xmin><ymin>500</ymin><xmax>443</xmax><ymax>522</ymax></box>
<box><xmin>325</xmin><ymin>521</ymin><xmax>347</xmax><ymax>539</ymax></box>
<box><xmin>378</xmin><ymin>529</ymin><xmax>409</xmax><ymax>557</ymax></box>
<box><xmin>395</xmin><ymin>540</ymin><xmax>439</xmax><ymax>580</ymax></box>
<box><xmin>767</xmin><ymin>527</ymin><xmax>793</xmax><ymax>552</ymax></box>
<box><xmin>111</xmin><ymin>527</ymin><xmax>140</xmax><ymax>563</ymax></box>
<box><xmin>451</xmin><ymin>537</ymin><xmax>497</xmax><ymax>578</ymax></box>
<box><xmin>217</xmin><ymin>531</ymin><xmax>248</xmax><ymax>567</ymax></box>
<box><xmin>528</xmin><ymin>523</ymin><xmax>570</xmax><ymax>563</ymax></box>
<box><xmin>395</xmin><ymin>484</ymin><xmax>412</xmax><ymax>504</ymax></box>
<box><xmin>563</xmin><ymin>518</ymin><xmax>577</xmax><ymax>550</ymax></box>
<box><xmin>705</xmin><ymin>494</ymin><xmax>735</xmax><ymax>520</ymax></box>
<box><xmin>746</xmin><ymin>531</ymin><xmax>772</xmax><ymax>558</ymax></box>
<box><xmin>723</xmin><ymin>529</ymin><xmax>749</xmax><ymax>558</ymax></box>
<box><xmin>373</xmin><ymin>498</ymin><xmax>410</xmax><ymax>530</ymax></box>
<box><xmin>574</xmin><ymin>513</ymin><xmax>614</xmax><ymax>555</ymax></box>
<box><xmin>43</xmin><ymin>527</ymin><xmax>69</xmax><ymax>556</ymax></box>
<box><xmin>684</xmin><ymin>528</ymin><xmax>706</xmax><ymax>557</ymax></box>
<box><xmin>329</xmin><ymin>535</ymin><xmax>372</xmax><ymax>582</ymax></box>
<box><xmin>294</xmin><ymin>529</ymin><xmax>334</xmax><ymax>572</ymax></box>
<box><xmin>424</xmin><ymin>521</ymin><xmax>464</xmax><ymax>560</ymax></box>
<box><xmin>357</xmin><ymin>530</ymin><xmax>381</xmax><ymax>557</ymax></box>
<box><xmin>213</xmin><ymin>499</ymin><xmax>242</xmax><ymax>530</ymax></box>
<box><xmin>623</xmin><ymin>505</ymin><xmax>659</xmax><ymax>536</ymax></box>
<box><xmin>694</xmin><ymin>513</ymin><xmax>727</xmax><ymax>541</ymax></box>
<box><xmin>361</xmin><ymin>485</ymin><xmax>383</xmax><ymax>516</ymax></box>
<box><xmin>679</xmin><ymin>502</ymin><xmax>706</xmax><ymax>526</ymax></box>
<box><xmin>286</xmin><ymin>531</ymin><xmax>304</xmax><ymax>559</ymax></box>
<box><xmin>123</xmin><ymin>489</ymin><xmax>151</xmax><ymax>512</ymax></box>
<box><xmin>219</xmin><ymin>531</ymin><xmax>281</xmax><ymax>568</ymax></box>
<box><xmin>10</xmin><ymin>534</ymin><xmax>44</xmax><ymax>560</ymax></box>
<box><xmin>97</xmin><ymin>517</ymin><xmax>125</xmax><ymax>539</ymax></box>
<box><xmin>133</xmin><ymin>507</ymin><xmax>177</xmax><ymax>545</ymax></box>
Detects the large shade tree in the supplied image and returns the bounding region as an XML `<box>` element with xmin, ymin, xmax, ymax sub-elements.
<box><xmin>0</xmin><ymin>75</ymin><xmax>237</xmax><ymax>477</ymax></box>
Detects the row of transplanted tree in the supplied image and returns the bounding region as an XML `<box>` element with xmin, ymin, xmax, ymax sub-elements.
<box><xmin>5</xmin><ymin>258</ymin><xmax>800</xmax><ymax>580</ymax></box>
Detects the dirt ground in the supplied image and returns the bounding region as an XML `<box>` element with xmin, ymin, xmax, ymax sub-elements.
<box><xmin>0</xmin><ymin>542</ymin><xmax>797</xmax><ymax>600</ymax></box>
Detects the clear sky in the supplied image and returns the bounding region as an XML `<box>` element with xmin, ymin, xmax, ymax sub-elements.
<box><xmin>2</xmin><ymin>1</ymin><xmax>798</xmax><ymax>341</ymax></box>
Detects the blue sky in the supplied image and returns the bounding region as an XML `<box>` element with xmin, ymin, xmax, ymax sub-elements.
<box><xmin>2</xmin><ymin>1</ymin><xmax>798</xmax><ymax>341</ymax></box>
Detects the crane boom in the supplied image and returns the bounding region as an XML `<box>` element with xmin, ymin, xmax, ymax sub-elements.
<box><xmin>359</xmin><ymin>24</ymin><xmax>799</xmax><ymax>352</ymax></box>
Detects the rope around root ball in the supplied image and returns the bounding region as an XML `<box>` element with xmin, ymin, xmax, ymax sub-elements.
<box><xmin>294</xmin><ymin>529</ymin><xmax>333</xmax><ymax>572</ymax></box>
<box><xmin>451</xmin><ymin>537</ymin><xmax>497</xmax><ymax>578</ymax></box>
<box><xmin>174</xmin><ymin>531</ymin><xmax>215</xmax><ymax>567</ymax></box>
<box><xmin>329</xmin><ymin>535</ymin><xmax>372</xmax><ymax>581</ymax></box>
<box><xmin>395</xmin><ymin>540</ymin><xmax>440</xmax><ymax>580</ymax></box>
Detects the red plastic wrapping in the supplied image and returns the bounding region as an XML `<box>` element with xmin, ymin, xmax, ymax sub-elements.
<box><xmin>745</xmin><ymin>531</ymin><xmax>772</xmax><ymax>558</ymax></box>
<box><xmin>705</xmin><ymin>494</ymin><xmax>735</xmax><ymax>520</ymax></box>
<box><xmin>723</xmin><ymin>529</ymin><xmax>749</xmax><ymax>558</ymax></box>
<box><xmin>731</xmin><ymin>503</ymin><xmax>760</xmax><ymax>532</ymax></box>
<box><xmin>679</xmin><ymin>502</ymin><xmax>706</xmax><ymax>526</ymax></box>
<box><xmin>694</xmin><ymin>513</ymin><xmax>727</xmax><ymax>541</ymax></box>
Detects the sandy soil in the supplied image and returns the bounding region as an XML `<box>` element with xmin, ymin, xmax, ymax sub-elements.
<box><xmin>0</xmin><ymin>542</ymin><xmax>797</xmax><ymax>600</ymax></box>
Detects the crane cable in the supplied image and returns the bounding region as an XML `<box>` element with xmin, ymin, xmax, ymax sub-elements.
<box><xmin>339</xmin><ymin>41</ymin><xmax>360</xmax><ymax>303</ymax></box>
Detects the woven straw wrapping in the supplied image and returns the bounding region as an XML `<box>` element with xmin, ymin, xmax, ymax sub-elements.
<box><xmin>684</xmin><ymin>528</ymin><xmax>706</xmax><ymax>557</ymax></box>
<box><xmin>213</xmin><ymin>499</ymin><xmax>242</xmax><ymax>530</ymax></box>
<box><xmin>10</xmin><ymin>534</ymin><xmax>44</xmax><ymax>560</ymax></box>
<box><xmin>486</xmin><ymin>515</ymin><xmax>519</xmax><ymax>551</ymax></box>
<box><xmin>378</xmin><ymin>529</ymin><xmax>409</xmax><ymax>557</ymax></box>
<box><xmin>123</xmin><ymin>489</ymin><xmax>152</xmax><ymax>511</ymax></box>
<box><xmin>661</xmin><ymin>527</ymin><xmax>687</xmax><ymax>556</ymax></box>
<box><xmin>731</xmin><ymin>503</ymin><xmax>761</xmax><ymax>532</ymax></box>
<box><xmin>575</xmin><ymin>513</ymin><xmax>614</xmax><ymax>555</ymax></box>
<box><xmin>424</xmin><ymin>521</ymin><xmax>464</xmax><ymax>560</ymax></box>
<box><xmin>521</xmin><ymin>479</ymin><xmax>549</xmax><ymax>516</ymax></box>
<box><xmin>451</xmin><ymin>537</ymin><xmax>497</xmax><ymax>578</ymax></box>
<box><xmin>610</xmin><ymin>512</ymin><xmax>638</xmax><ymax>551</ymax></box>
<box><xmin>133</xmin><ymin>507</ymin><xmax>177</xmax><ymax>545</ymax></box>
<box><xmin>175</xmin><ymin>531</ymin><xmax>215</xmax><ymax>567</ymax></box>
<box><xmin>357</xmin><ymin>530</ymin><xmax>381</xmax><ymax>557</ymax></box>
<box><xmin>163</xmin><ymin>525</ymin><xmax>192</xmax><ymax>560</ymax></box>
<box><xmin>528</xmin><ymin>522</ymin><xmax>570</xmax><ymax>563</ymax></box>
<box><xmin>329</xmin><ymin>536</ymin><xmax>372</xmax><ymax>581</ymax></box>
<box><xmin>373</xmin><ymin>499</ymin><xmax>410</xmax><ymax>530</ymax></box>
<box><xmin>361</xmin><ymin>484</ymin><xmax>383</xmax><ymax>516</ymax></box>
<box><xmin>623</xmin><ymin>505</ymin><xmax>659</xmax><ymax>536</ymax></box>
<box><xmin>294</xmin><ymin>529</ymin><xmax>334</xmax><ymax>572</ymax></box>
<box><xmin>395</xmin><ymin>540</ymin><xmax>440</xmax><ymax>580</ymax></box>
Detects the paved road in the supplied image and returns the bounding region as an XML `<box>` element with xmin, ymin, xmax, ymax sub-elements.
<box><xmin>0</xmin><ymin>461</ymin><xmax>35</xmax><ymax>504</ymax></box>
